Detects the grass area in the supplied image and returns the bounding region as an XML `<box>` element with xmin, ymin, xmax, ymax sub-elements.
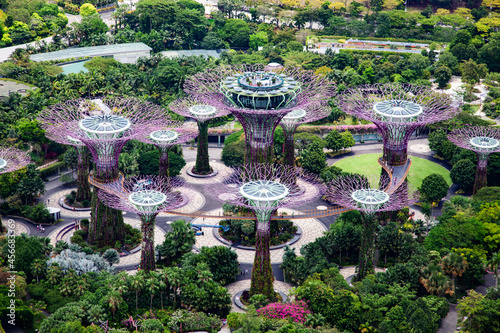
<box><xmin>333</xmin><ymin>153</ymin><xmax>452</xmax><ymax>188</ymax></box>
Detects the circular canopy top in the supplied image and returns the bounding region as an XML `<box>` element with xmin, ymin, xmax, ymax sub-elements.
<box><xmin>239</xmin><ymin>180</ymin><xmax>289</xmax><ymax>203</ymax></box>
<box><xmin>150</xmin><ymin>130</ymin><xmax>179</xmax><ymax>143</ymax></box>
<box><xmin>373</xmin><ymin>100</ymin><xmax>423</xmax><ymax>121</ymax></box>
<box><xmin>470</xmin><ymin>136</ymin><xmax>500</xmax><ymax>150</ymax></box>
<box><xmin>283</xmin><ymin>109</ymin><xmax>307</xmax><ymax>121</ymax></box>
<box><xmin>0</xmin><ymin>158</ymin><xmax>7</xmax><ymax>171</ymax></box>
<box><xmin>79</xmin><ymin>114</ymin><xmax>131</xmax><ymax>137</ymax></box>
<box><xmin>237</xmin><ymin>72</ymin><xmax>285</xmax><ymax>91</ymax></box>
<box><xmin>129</xmin><ymin>190</ymin><xmax>167</xmax><ymax>208</ymax></box>
<box><xmin>189</xmin><ymin>104</ymin><xmax>217</xmax><ymax>118</ymax></box>
<box><xmin>351</xmin><ymin>189</ymin><xmax>389</xmax><ymax>209</ymax></box>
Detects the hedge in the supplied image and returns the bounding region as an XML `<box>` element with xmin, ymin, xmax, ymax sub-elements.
<box><xmin>38</xmin><ymin>161</ymin><xmax>65</xmax><ymax>178</ymax></box>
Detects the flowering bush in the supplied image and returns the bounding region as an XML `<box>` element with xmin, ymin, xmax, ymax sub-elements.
<box><xmin>257</xmin><ymin>301</ymin><xmax>311</xmax><ymax>323</ymax></box>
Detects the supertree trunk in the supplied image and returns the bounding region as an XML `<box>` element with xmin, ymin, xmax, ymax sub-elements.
<box><xmin>88</xmin><ymin>164</ymin><xmax>125</xmax><ymax>248</ymax></box>
<box><xmin>76</xmin><ymin>147</ymin><xmax>91</xmax><ymax>203</ymax></box>
<box><xmin>250</xmin><ymin>213</ymin><xmax>276</xmax><ymax>301</ymax></box>
<box><xmin>245</xmin><ymin>144</ymin><xmax>273</xmax><ymax>165</ymax></box>
<box><xmin>140</xmin><ymin>214</ymin><xmax>157</xmax><ymax>272</ymax></box>
<box><xmin>474</xmin><ymin>153</ymin><xmax>489</xmax><ymax>195</ymax></box>
<box><xmin>159</xmin><ymin>148</ymin><xmax>170</xmax><ymax>178</ymax></box>
<box><xmin>193</xmin><ymin>121</ymin><xmax>211</xmax><ymax>175</ymax></box>
<box><xmin>380</xmin><ymin>124</ymin><xmax>414</xmax><ymax>167</ymax></box>
<box><xmin>382</xmin><ymin>138</ymin><xmax>408</xmax><ymax>167</ymax></box>
<box><xmin>356</xmin><ymin>213</ymin><xmax>377</xmax><ymax>281</ymax></box>
<box><xmin>283</xmin><ymin>130</ymin><xmax>295</xmax><ymax>167</ymax></box>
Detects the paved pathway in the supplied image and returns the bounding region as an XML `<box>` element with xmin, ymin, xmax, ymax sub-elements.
<box><xmin>179</xmin><ymin>161</ymin><xmax>233</xmax><ymax>185</ymax></box>
<box><xmin>192</xmin><ymin>208</ymin><xmax>326</xmax><ymax>264</ymax></box>
<box><xmin>225</xmin><ymin>280</ymin><xmax>294</xmax><ymax>313</ymax></box>
<box><xmin>3</xmin><ymin>218</ymin><xmax>29</xmax><ymax>236</ymax></box>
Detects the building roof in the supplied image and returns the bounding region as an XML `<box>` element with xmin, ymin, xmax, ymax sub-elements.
<box><xmin>30</xmin><ymin>43</ymin><xmax>152</xmax><ymax>62</ymax></box>
<box><xmin>160</xmin><ymin>49</ymin><xmax>226</xmax><ymax>59</ymax></box>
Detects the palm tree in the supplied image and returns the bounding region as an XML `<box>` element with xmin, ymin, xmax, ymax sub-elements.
<box><xmin>130</xmin><ymin>272</ymin><xmax>145</xmax><ymax>311</ymax></box>
<box><xmin>30</xmin><ymin>259</ymin><xmax>45</xmax><ymax>284</ymax></box>
<box><xmin>488</xmin><ymin>251</ymin><xmax>500</xmax><ymax>287</ymax></box>
<box><xmin>145</xmin><ymin>276</ymin><xmax>159</xmax><ymax>312</ymax></box>
<box><xmin>106</xmin><ymin>291</ymin><xmax>123</xmax><ymax>319</ymax></box>
<box><xmin>114</xmin><ymin>272</ymin><xmax>129</xmax><ymax>296</ymax></box>
<box><xmin>442</xmin><ymin>252</ymin><xmax>468</xmax><ymax>292</ymax></box>
<box><xmin>167</xmin><ymin>267</ymin><xmax>182</xmax><ymax>307</ymax></box>
<box><xmin>47</xmin><ymin>265</ymin><xmax>62</xmax><ymax>285</ymax></box>
<box><xmin>420</xmin><ymin>262</ymin><xmax>454</xmax><ymax>296</ymax></box>
<box><xmin>154</xmin><ymin>271</ymin><xmax>167</xmax><ymax>310</ymax></box>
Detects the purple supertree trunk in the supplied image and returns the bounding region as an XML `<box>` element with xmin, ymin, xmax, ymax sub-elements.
<box><xmin>194</xmin><ymin>121</ymin><xmax>212</xmax><ymax>175</ymax></box>
<box><xmin>76</xmin><ymin>147</ymin><xmax>91</xmax><ymax>203</ymax></box>
<box><xmin>140</xmin><ymin>214</ymin><xmax>157</xmax><ymax>272</ymax></box>
<box><xmin>379</xmin><ymin>123</ymin><xmax>416</xmax><ymax>166</ymax></box>
<box><xmin>283</xmin><ymin>129</ymin><xmax>296</xmax><ymax>167</ymax></box>
<box><xmin>358</xmin><ymin>212</ymin><xmax>377</xmax><ymax>280</ymax></box>
<box><xmin>159</xmin><ymin>148</ymin><xmax>170</xmax><ymax>178</ymax></box>
<box><xmin>475</xmin><ymin>153</ymin><xmax>489</xmax><ymax>195</ymax></box>
<box><xmin>251</xmin><ymin>217</ymin><xmax>275</xmax><ymax>300</ymax></box>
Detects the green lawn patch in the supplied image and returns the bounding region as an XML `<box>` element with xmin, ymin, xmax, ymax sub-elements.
<box><xmin>333</xmin><ymin>153</ymin><xmax>452</xmax><ymax>188</ymax></box>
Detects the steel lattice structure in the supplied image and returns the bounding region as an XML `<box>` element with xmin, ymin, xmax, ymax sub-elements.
<box><xmin>38</xmin><ymin>97</ymin><xmax>169</xmax><ymax>247</ymax></box>
<box><xmin>326</xmin><ymin>175</ymin><xmax>419</xmax><ymax>281</ymax></box>
<box><xmin>184</xmin><ymin>64</ymin><xmax>336</xmax><ymax>164</ymax></box>
<box><xmin>169</xmin><ymin>97</ymin><xmax>230</xmax><ymax>175</ymax></box>
<box><xmin>337</xmin><ymin>84</ymin><xmax>459</xmax><ymax>166</ymax></box>
<box><xmin>206</xmin><ymin>163</ymin><xmax>324</xmax><ymax>300</ymax></box>
<box><xmin>95</xmin><ymin>175</ymin><xmax>187</xmax><ymax>272</ymax></box>
<box><xmin>280</xmin><ymin>102</ymin><xmax>331</xmax><ymax>166</ymax></box>
<box><xmin>448</xmin><ymin>126</ymin><xmax>500</xmax><ymax>194</ymax></box>
<box><xmin>137</xmin><ymin>124</ymin><xmax>198</xmax><ymax>177</ymax></box>
<box><xmin>0</xmin><ymin>147</ymin><xmax>31</xmax><ymax>175</ymax></box>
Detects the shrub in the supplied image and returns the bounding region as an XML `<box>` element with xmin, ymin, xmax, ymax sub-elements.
<box><xmin>140</xmin><ymin>319</ymin><xmax>163</xmax><ymax>332</ymax></box>
<box><xmin>227</xmin><ymin>312</ymin><xmax>244</xmax><ymax>330</ymax></box>
<box><xmin>257</xmin><ymin>301</ymin><xmax>311</xmax><ymax>323</ymax></box>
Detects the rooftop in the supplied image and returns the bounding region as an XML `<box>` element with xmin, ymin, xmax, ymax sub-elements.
<box><xmin>160</xmin><ymin>49</ymin><xmax>227</xmax><ymax>59</ymax></box>
<box><xmin>30</xmin><ymin>43</ymin><xmax>152</xmax><ymax>62</ymax></box>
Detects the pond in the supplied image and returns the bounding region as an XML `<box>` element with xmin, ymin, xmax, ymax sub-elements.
<box><xmin>60</xmin><ymin>60</ymin><xmax>89</xmax><ymax>75</ymax></box>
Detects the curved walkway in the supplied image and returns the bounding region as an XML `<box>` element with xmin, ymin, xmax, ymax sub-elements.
<box><xmin>179</xmin><ymin>161</ymin><xmax>233</xmax><ymax>184</ymax></box>
<box><xmin>192</xmin><ymin>208</ymin><xmax>327</xmax><ymax>264</ymax></box>
<box><xmin>45</xmin><ymin>189</ymin><xmax>91</xmax><ymax>218</ymax></box>
<box><xmin>225</xmin><ymin>280</ymin><xmax>294</xmax><ymax>313</ymax></box>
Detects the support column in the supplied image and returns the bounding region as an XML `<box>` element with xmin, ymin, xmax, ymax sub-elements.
<box><xmin>88</xmin><ymin>164</ymin><xmax>125</xmax><ymax>248</ymax></box>
<box><xmin>356</xmin><ymin>213</ymin><xmax>377</xmax><ymax>282</ymax></box>
<box><xmin>250</xmin><ymin>211</ymin><xmax>276</xmax><ymax>301</ymax></box>
<box><xmin>193</xmin><ymin>121</ymin><xmax>211</xmax><ymax>175</ymax></box>
<box><xmin>474</xmin><ymin>153</ymin><xmax>489</xmax><ymax>195</ymax></box>
<box><xmin>283</xmin><ymin>130</ymin><xmax>295</xmax><ymax>167</ymax></box>
<box><xmin>159</xmin><ymin>148</ymin><xmax>170</xmax><ymax>178</ymax></box>
<box><xmin>140</xmin><ymin>214</ymin><xmax>156</xmax><ymax>272</ymax></box>
<box><xmin>76</xmin><ymin>147</ymin><xmax>91</xmax><ymax>203</ymax></box>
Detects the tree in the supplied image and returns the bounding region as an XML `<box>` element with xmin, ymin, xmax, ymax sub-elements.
<box><xmin>378</xmin><ymin>305</ymin><xmax>411</xmax><ymax>333</ymax></box>
<box><xmin>294</xmin><ymin>132</ymin><xmax>325</xmax><ymax>155</ymax></box>
<box><xmin>201</xmin><ymin>31</ymin><xmax>227</xmax><ymax>49</ymax></box>
<box><xmin>419</xmin><ymin>173</ymin><xmax>449</xmax><ymax>204</ymax></box>
<box><xmin>220</xmin><ymin>19</ymin><xmax>250</xmax><ymax>47</ymax></box>
<box><xmin>460</xmin><ymin>58</ymin><xmax>487</xmax><ymax>88</ymax></box>
<box><xmin>442</xmin><ymin>252</ymin><xmax>468</xmax><ymax>291</ymax></box>
<box><xmin>451</xmin><ymin>159</ymin><xmax>476</xmax><ymax>192</ymax></box>
<box><xmin>457</xmin><ymin>290</ymin><xmax>500</xmax><ymax>333</ymax></box>
<box><xmin>428</xmin><ymin>129</ymin><xmax>455</xmax><ymax>160</ymax></box>
<box><xmin>156</xmin><ymin>220</ymin><xmax>195</xmax><ymax>265</ymax></box>
<box><xmin>478</xmin><ymin>32</ymin><xmax>500</xmax><ymax>72</ymax></box>
<box><xmin>249</xmin><ymin>31</ymin><xmax>268</xmax><ymax>50</ymax></box>
<box><xmin>145</xmin><ymin>276</ymin><xmax>159</xmax><ymax>312</ymax></box>
<box><xmin>64</xmin><ymin>148</ymin><xmax>78</xmax><ymax>179</ymax></box>
<box><xmin>105</xmin><ymin>290</ymin><xmax>123</xmax><ymax>319</ymax></box>
<box><xmin>377</xmin><ymin>222</ymin><xmax>399</xmax><ymax>267</ymax></box>
<box><xmin>300</xmin><ymin>142</ymin><xmax>326</xmax><ymax>175</ymax></box>
<box><xmin>129</xmin><ymin>272</ymin><xmax>145</xmax><ymax>311</ymax></box>
<box><xmin>217</xmin><ymin>0</ymin><xmax>244</xmax><ymax>18</ymax></box>
<box><xmin>434</xmin><ymin>66</ymin><xmax>452</xmax><ymax>89</ymax></box>
<box><xmin>341</xmin><ymin>131</ymin><xmax>355</xmax><ymax>151</ymax></box>
<box><xmin>488</xmin><ymin>252</ymin><xmax>500</xmax><ymax>287</ymax></box>
<box><xmin>102</xmin><ymin>249</ymin><xmax>120</xmax><ymax>266</ymax></box>
<box><xmin>221</xmin><ymin>139</ymin><xmax>245</xmax><ymax>167</ymax></box>
<box><xmin>30</xmin><ymin>259</ymin><xmax>46</xmax><ymax>284</ymax></box>
<box><xmin>325</xmin><ymin>129</ymin><xmax>343</xmax><ymax>153</ymax></box>
<box><xmin>80</xmin><ymin>3</ymin><xmax>97</xmax><ymax>17</ymax></box>
<box><xmin>1</xmin><ymin>235</ymin><xmax>51</xmax><ymax>279</ymax></box>
<box><xmin>137</xmin><ymin>149</ymin><xmax>185</xmax><ymax>177</ymax></box>
<box><xmin>16</xmin><ymin>164</ymin><xmax>45</xmax><ymax>205</ymax></box>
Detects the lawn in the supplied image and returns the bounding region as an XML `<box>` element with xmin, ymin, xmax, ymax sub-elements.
<box><xmin>333</xmin><ymin>153</ymin><xmax>452</xmax><ymax>188</ymax></box>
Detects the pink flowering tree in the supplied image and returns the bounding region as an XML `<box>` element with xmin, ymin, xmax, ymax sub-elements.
<box><xmin>257</xmin><ymin>301</ymin><xmax>311</xmax><ymax>323</ymax></box>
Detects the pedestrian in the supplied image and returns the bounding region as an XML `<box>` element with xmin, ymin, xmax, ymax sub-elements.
<box><xmin>245</xmin><ymin>269</ymin><xmax>248</xmax><ymax>276</ymax></box>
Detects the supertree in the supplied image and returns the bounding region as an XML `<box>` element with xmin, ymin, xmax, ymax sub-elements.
<box><xmin>326</xmin><ymin>175</ymin><xmax>419</xmax><ymax>281</ymax></box>
<box><xmin>169</xmin><ymin>97</ymin><xmax>230</xmax><ymax>175</ymax></box>
<box><xmin>448</xmin><ymin>126</ymin><xmax>500</xmax><ymax>194</ymax></box>
<box><xmin>337</xmin><ymin>84</ymin><xmax>460</xmax><ymax>167</ymax></box>
<box><xmin>136</xmin><ymin>124</ymin><xmax>198</xmax><ymax>177</ymax></box>
<box><xmin>93</xmin><ymin>175</ymin><xmax>186</xmax><ymax>272</ymax></box>
<box><xmin>207</xmin><ymin>163</ymin><xmax>324</xmax><ymax>300</ymax></box>
<box><xmin>38</xmin><ymin>97</ymin><xmax>167</xmax><ymax>248</ymax></box>
<box><xmin>280</xmin><ymin>102</ymin><xmax>331</xmax><ymax>166</ymax></box>
<box><xmin>184</xmin><ymin>64</ymin><xmax>335</xmax><ymax>164</ymax></box>
<box><xmin>0</xmin><ymin>147</ymin><xmax>30</xmax><ymax>231</ymax></box>
<box><xmin>41</xmin><ymin>130</ymin><xmax>92</xmax><ymax>203</ymax></box>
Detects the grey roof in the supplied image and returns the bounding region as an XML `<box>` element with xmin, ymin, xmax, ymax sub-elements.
<box><xmin>30</xmin><ymin>43</ymin><xmax>152</xmax><ymax>62</ymax></box>
<box><xmin>161</xmin><ymin>49</ymin><xmax>227</xmax><ymax>59</ymax></box>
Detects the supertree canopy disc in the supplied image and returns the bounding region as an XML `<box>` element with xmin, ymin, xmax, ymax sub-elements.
<box><xmin>326</xmin><ymin>174</ymin><xmax>419</xmax><ymax>281</ymax></box>
<box><xmin>0</xmin><ymin>147</ymin><xmax>30</xmax><ymax>174</ymax></box>
<box><xmin>169</xmin><ymin>97</ymin><xmax>230</xmax><ymax>175</ymax></box>
<box><xmin>184</xmin><ymin>64</ymin><xmax>335</xmax><ymax>164</ymax></box>
<box><xmin>206</xmin><ymin>163</ymin><xmax>324</xmax><ymax>300</ymax></box>
<box><xmin>448</xmin><ymin>126</ymin><xmax>500</xmax><ymax>194</ymax></box>
<box><xmin>338</xmin><ymin>84</ymin><xmax>459</xmax><ymax>166</ymax></box>
<box><xmin>96</xmin><ymin>175</ymin><xmax>187</xmax><ymax>272</ymax></box>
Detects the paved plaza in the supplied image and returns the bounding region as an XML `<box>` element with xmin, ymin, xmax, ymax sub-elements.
<box><xmin>179</xmin><ymin>161</ymin><xmax>233</xmax><ymax>184</ymax></box>
<box><xmin>225</xmin><ymin>280</ymin><xmax>294</xmax><ymax>313</ymax></box>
